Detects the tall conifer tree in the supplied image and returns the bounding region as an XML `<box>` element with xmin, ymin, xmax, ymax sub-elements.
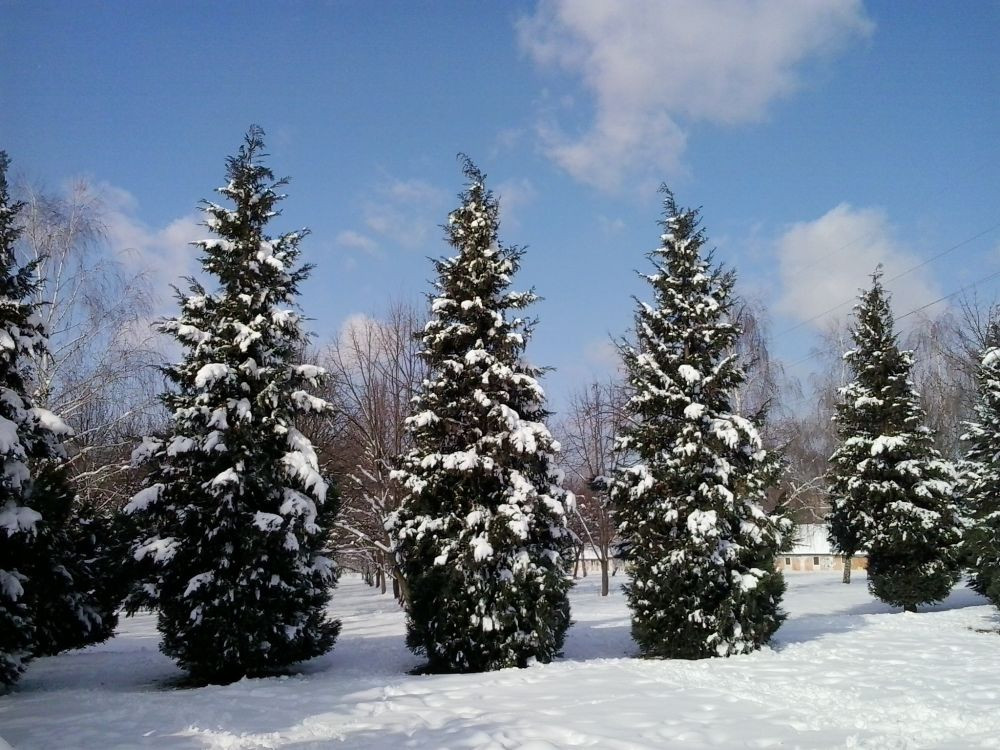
<box><xmin>391</xmin><ymin>159</ymin><xmax>574</xmax><ymax>673</ymax></box>
<box><xmin>612</xmin><ymin>188</ymin><xmax>787</xmax><ymax>659</ymax></box>
<box><xmin>1</xmin><ymin>152</ymin><xmax>111</xmax><ymax>687</ymax></box>
<box><xmin>828</xmin><ymin>270</ymin><xmax>961</xmax><ymax>610</ymax></box>
<box><xmin>126</xmin><ymin>128</ymin><xmax>339</xmax><ymax>681</ymax></box>
<box><xmin>961</xmin><ymin>323</ymin><xmax>1000</xmax><ymax>607</ymax></box>
<box><xmin>0</xmin><ymin>150</ymin><xmax>40</xmax><ymax>688</ymax></box>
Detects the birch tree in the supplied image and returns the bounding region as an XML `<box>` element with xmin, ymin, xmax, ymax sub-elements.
<box><xmin>323</xmin><ymin>301</ymin><xmax>425</xmax><ymax>598</ymax></box>
<box><xmin>560</xmin><ymin>379</ymin><xmax>626</xmax><ymax>596</ymax></box>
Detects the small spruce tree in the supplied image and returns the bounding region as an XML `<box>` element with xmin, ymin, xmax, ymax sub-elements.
<box><xmin>611</xmin><ymin>187</ymin><xmax>787</xmax><ymax>659</ymax></box>
<box><xmin>27</xmin><ymin>464</ymin><xmax>120</xmax><ymax>655</ymax></box>
<box><xmin>125</xmin><ymin>127</ymin><xmax>339</xmax><ymax>682</ymax></box>
<box><xmin>828</xmin><ymin>270</ymin><xmax>961</xmax><ymax>611</ymax></box>
<box><xmin>960</xmin><ymin>322</ymin><xmax>1000</xmax><ymax>607</ymax></box>
<box><xmin>391</xmin><ymin>158</ymin><xmax>574</xmax><ymax>673</ymax></box>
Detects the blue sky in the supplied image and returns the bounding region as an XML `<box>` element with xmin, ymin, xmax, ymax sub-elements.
<box><xmin>2</xmin><ymin>0</ymin><xmax>998</xmax><ymax>408</ymax></box>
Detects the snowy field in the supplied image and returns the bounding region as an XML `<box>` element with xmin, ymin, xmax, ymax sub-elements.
<box><xmin>2</xmin><ymin>573</ymin><xmax>999</xmax><ymax>750</ymax></box>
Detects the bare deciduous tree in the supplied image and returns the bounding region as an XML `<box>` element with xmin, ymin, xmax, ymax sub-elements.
<box><xmin>559</xmin><ymin>378</ymin><xmax>627</xmax><ymax>596</ymax></box>
<box><xmin>322</xmin><ymin>301</ymin><xmax>425</xmax><ymax>599</ymax></box>
<box><xmin>730</xmin><ymin>296</ymin><xmax>783</xmax><ymax>434</ymax></box>
<box><xmin>906</xmin><ymin>302</ymin><xmax>998</xmax><ymax>461</ymax></box>
<box><xmin>17</xmin><ymin>180</ymin><xmax>165</xmax><ymax>510</ymax></box>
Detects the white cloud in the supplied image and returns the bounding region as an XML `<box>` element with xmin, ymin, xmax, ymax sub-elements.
<box><xmin>360</xmin><ymin>177</ymin><xmax>448</xmax><ymax>250</ymax></box>
<box><xmin>598</xmin><ymin>215</ymin><xmax>626</xmax><ymax>235</ymax></box>
<box><xmin>338</xmin><ymin>312</ymin><xmax>380</xmax><ymax>344</ymax></box>
<box><xmin>518</xmin><ymin>0</ymin><xmax>873</xmax><ymax>189</ymax></box>
<box><xmin>583</xmin><ymin>338</ymin><xmax>621</xmax><ymax>371</ymax></box>
<box><xmin>775</xmin><ymin>203</ymin><xmax>940</xmax><ymax>330</ymax></box>
<box><xmin>335</xmin><ymin>229</ymin><xmax>380</xmax><ymax>256</ymax></box>
<box><xmin>98</xmin><ymin>183</ymin><xmax>202</xmax><ymax>308</ymax></box>
<box><xmin>495</xmin><ymin>177</ymin><xmax>538</xmax><ymax>229</ymax></box>
<box><xmin>332</xmin><ymin>312</ymin><xmax>393</xmax><ymax>367</ymax></box>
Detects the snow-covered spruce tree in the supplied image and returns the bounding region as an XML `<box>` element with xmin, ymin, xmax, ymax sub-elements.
<box><xmin>14</xmin><ymin>443</ymin><xmax>123</xmax><ymax>661</ymax></box>
<box><xmin>0</xmin><ymin>150</ymin><xmax>38</xmax><ymax>688</ymax></box>
<box><xmin>828</xmin><ymin>270</ymin><xmax>961</xmax><ymax>611</ymax></box>
<box><xmin>390</xmin><ymin>159</ymin><xmax>574</xmax><ymax>673</ymax></box>
<box><xmin>27</xmin><ymin>465</ymin><xmax>120</xmax><ymax>656</ymax></box>
<box><xmin>1</xmin><ymin>152</ymin><xmax>111</xmax><ymax>687</ymax></box>
<box><xmin>611</xmin><ymin>188</ymin><xmax>788</xmax><ymax>660</ymax></box>
<box><xmin>125</xmin><ymin>127</ymin><xmax>339</xmax><ymax>682</ymax></box>
<box><xmin>960</xmin><ymin>322</ymin><xmax>1000</xmax><ymax>607</ymax></box>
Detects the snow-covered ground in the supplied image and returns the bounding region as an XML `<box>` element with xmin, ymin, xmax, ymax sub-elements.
<box><xmin>2</xmin><ymin>573</ymin><xmax>999</xmax><ymax>750</ymax></box>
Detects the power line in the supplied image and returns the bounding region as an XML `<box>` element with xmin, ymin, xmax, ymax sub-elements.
<box><xmin>895</xmin><ymin>267</ymin><xmax>1000</xmax><ymax>322</ymax></box>
<box><xmin>774</xmin><ymin>220</ymin><xmax>1000</xmax><ymax>340</ymax></box>
<box><xmin>774</xmin><ymin>225</ymin><xmax>883</xmax><ymax>287</ymax></box>
<box><xmin>883</xmin><ymin>221</ymin><xmax>1000</xmax><ymax>286</ymax></box>
<box><xmin>780</xmin><ymin>265</ymin><xmax>1000</xmax><ymax>377</ymax></box>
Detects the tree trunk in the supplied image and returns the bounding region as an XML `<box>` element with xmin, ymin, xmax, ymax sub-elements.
<box><xmin>378</xmin><ymin>556</ymin><xmax>387</xmax><ymax>594</ymax></box>
<box><xmin>600</xmin><ymin>558</ymin><xmax>609</xmax><ymax>597</ymax></box>
<box><xmin>903</xmin><ymin>603</ymin><xmax>917</xmax><ymax>613</ymax></box>
<box><xmin>394</xmin><ymin>569</ymin><xmax>410</xmax><ymax>606</ymax></box>
<box><xmin>842</xmin><ymin>555</ymin><xmax>852</xmax><ymax>584</ymax></box>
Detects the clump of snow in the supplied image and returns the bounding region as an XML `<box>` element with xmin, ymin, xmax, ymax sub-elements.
<box><xmin>983</xmin><ymin>347</ymin><xmax>1000</xmax><ymax>368</ymax></box>
<box><xmin>683</xmin><ymin>402</ymin><xmax>705</xmax><ymax>420</ymax></box>
<box><xmin>194</xmin><ymin>363</ymin><xmax>230</xmax><ymax>389</ymax></box>
<box><xmin>209</xmin><ymin>468</ymin><xmax>240</xmax><ymax>487</ymax></box>
<box><xmin>130</xmin><ymin>437</ymin><xmax>162</xmax><ymax>466</ymax></box>
<box><xmin>0</xmin><ymin>502</ymin><xmax>41</xmax><ymax>534</ymax></box>
<box><xmin>0</xmin><ymin>414</ymin><xmax>21</xmax><ymax>453</ymax></box>
<box><xmin>0</xmin><ymin>569</ymin><xmax>25</xmax><ymax>601</ymax></box>
<box><xmin>290</xmin><ymin>390</ymin><xmax>328</xmax><ymax>413</ymax></box>
<box><xmin>183</xmin><ymin>572</ymin><xmax>214</xmax><ymax>598</ymax></box>
<box><xmin>870</xmin><ymin>434</ymin><xmax>908</xmax><ymax>455</ymax></box>
<box><xmin>133</xmin><ymin>536</ymin><xmax>179</xmax><ymax>564</ymax></box>
<box><xmin>293</xmin><ymin>364</ymin><xmax>325</xmax><ymax>383</ymax></box>
<box><xmin>124</xmin><ymin>484</ymin><xmax>164</xmax><ymax>515</ymax></box>
<box><xmin>471</xmin><ymin>534</ymin><xmax>494</xmax><ymax>561</ymax></box>
<box><xmin>677</xmin><ymin>364</ymin><xmax>701</xmax><ymax>383</ymax></box>
<box><xmin>28</xmin><ymin>407</ymin><xmax>73</xmax><ymax>436</ymax></box>
<box><xmin>166</xmin><ymin>436</ymin><xmax>194</xmax><ymax>456</ymax></box>
<box><xmin>253</xmin><ymin>512</ymin><xmax>284</xmax><ymax>532</ymax></box>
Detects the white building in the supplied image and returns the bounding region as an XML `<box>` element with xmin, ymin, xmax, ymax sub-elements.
<box><xmin>776</xmin><ymin>523</ymin><xmax>868</xmax><ymax>573</ymax></box>
<box><xmin>574</xmin><ymin>545</ymin><xmax>624</xmax><ymax>577</ymax></box>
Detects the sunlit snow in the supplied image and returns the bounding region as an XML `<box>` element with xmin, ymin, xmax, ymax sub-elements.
<box><xmin>3</xmin><ymin>573</ymin><xmax>998</xmax><ymax>749</ymax></box>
